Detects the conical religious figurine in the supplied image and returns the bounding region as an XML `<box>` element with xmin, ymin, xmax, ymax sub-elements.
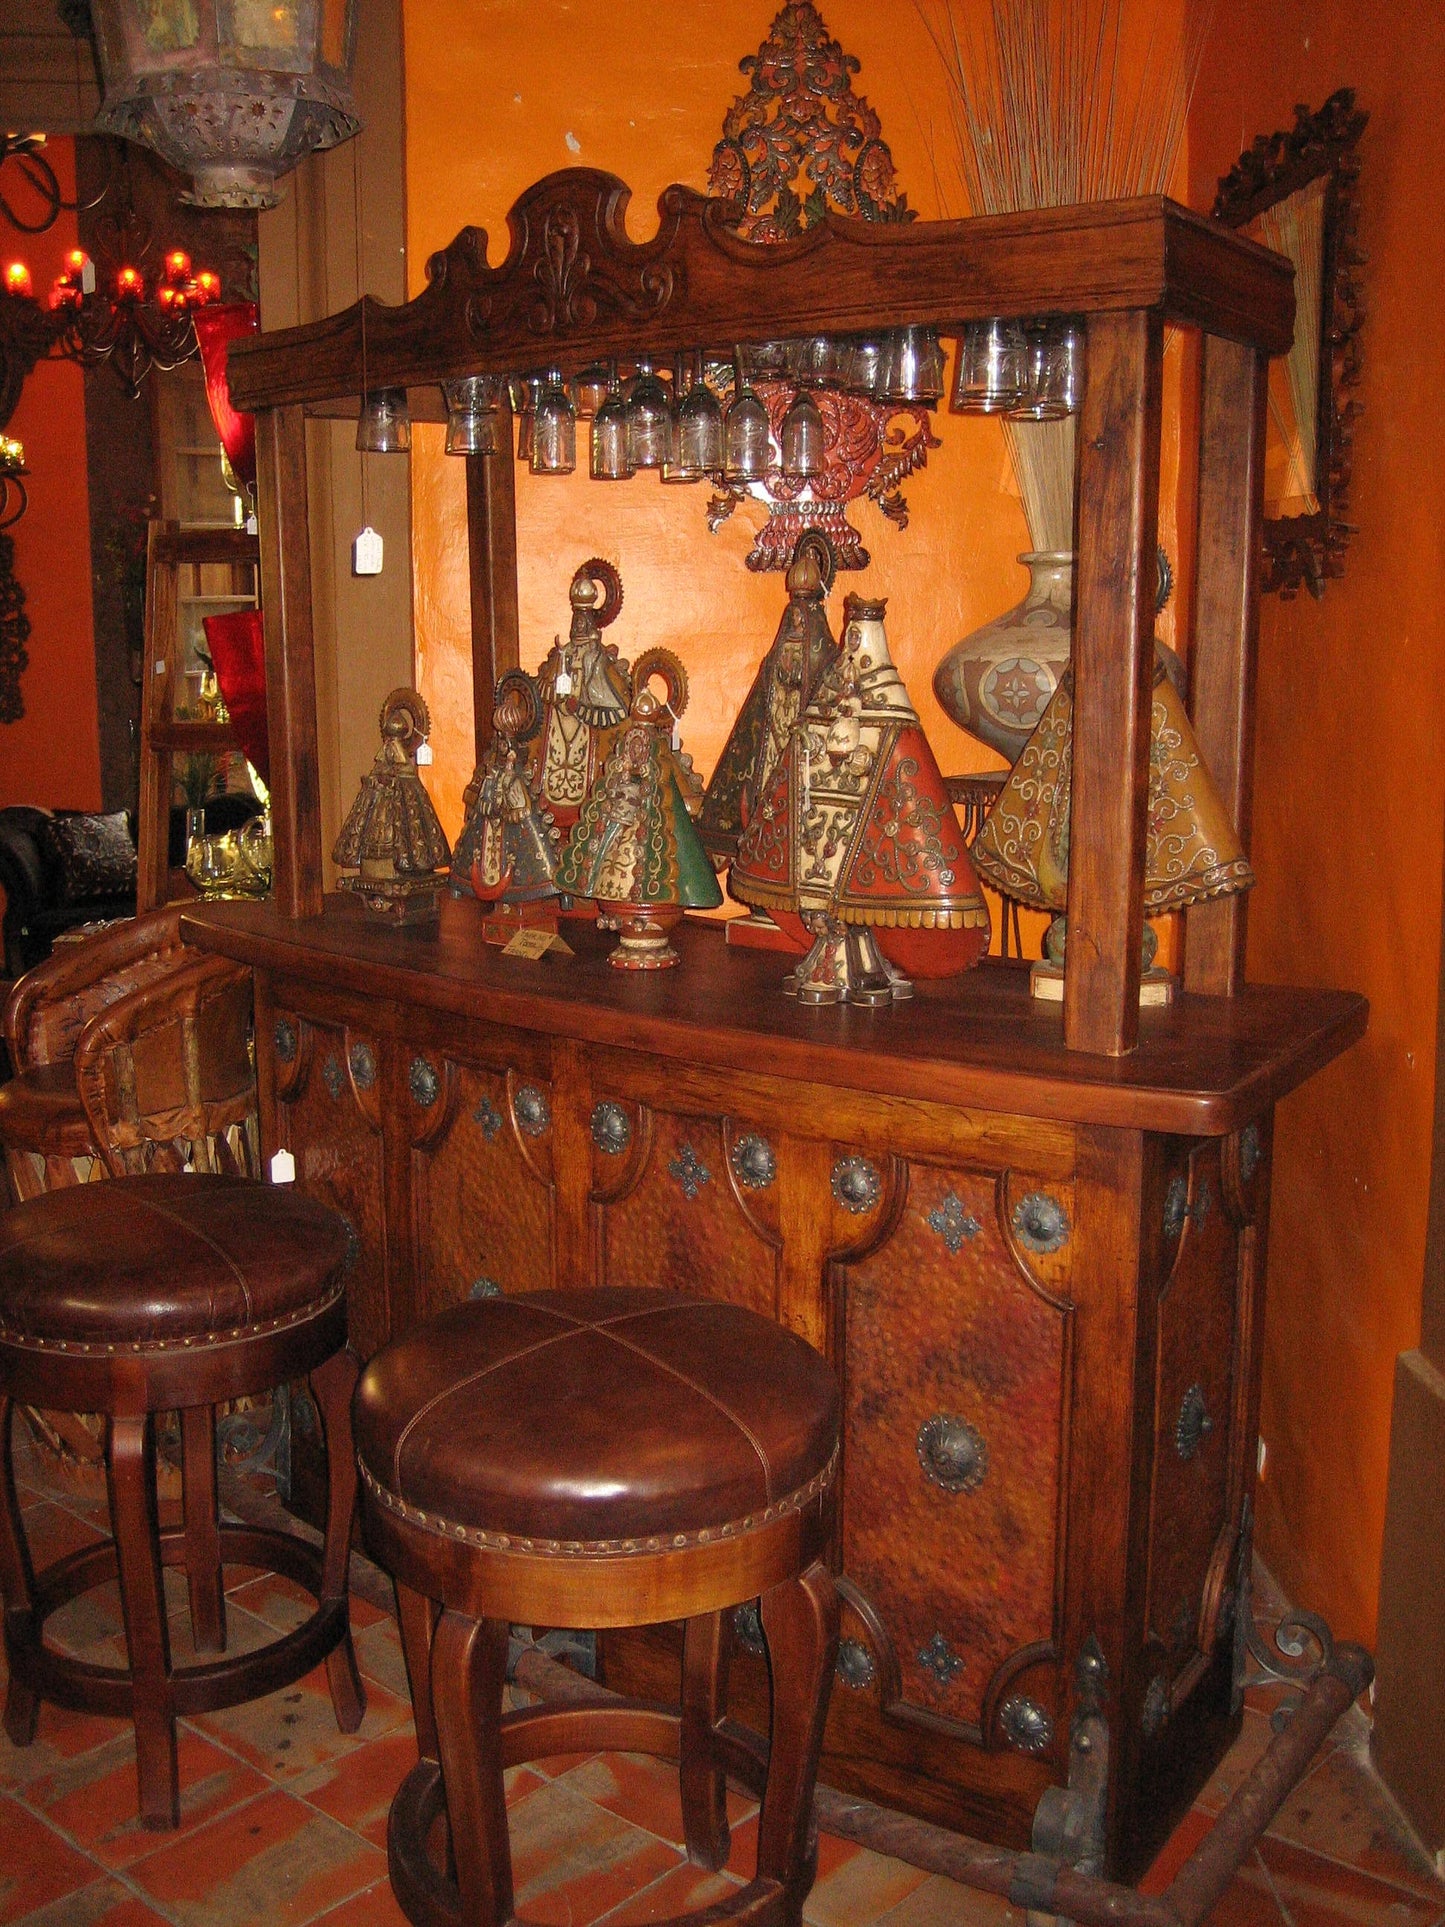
<box><xmin>731</xmin><ymin>594</ymin><xmax>991</xmax><ymax>1006</ymax></box>
<box><xmin>531</xmin><ymin>558</ymin><xmax>633</xmax><ymax>830</ymax></box>
<box><xmin>972</xmin><ymin>653</ymin><xmax>1255</xmax><ymax>1004</ymax></box>
<box><xmin>449</xmin><ymin>670</ymin><xmax>562</xmax><ymax>944</ymax></box>
<box><xmin>555</xmin><ymin>650</ymin><xmax>722</xmax><ymax>969</ymax></box>
<box><xmin>700</xmin><ymin>534</ymin><xmax>840</xmax><ymax>864</ymax></box>
<box><xmin>333</xmin><ymin>688</ymin><xmax>451</xmax><ymax>923</ymax></box>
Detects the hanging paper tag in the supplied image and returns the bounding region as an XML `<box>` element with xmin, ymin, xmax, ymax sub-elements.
<box><xmin>269</xmin><ymin>1148</ymin><xmax>296</xmax><ymax>1183</ymax></box>
<box><xmin>416</xmin><ymin>741</ymin><xmax>433</xmax><ymax>766</ymax></box>
<box><xmin>245</xmin><ymin>510</ymin><xmax>258</xmax><ymax>535</ymax></box>
<box><xmin>554</xmin><ymin>668</ymin><xmax>573</xmax><ymax>696</ymax></box>
<box><xmin>353</xmin><ymin>525</ymin><xmax>384</xmax><ymax>575</ymax></box>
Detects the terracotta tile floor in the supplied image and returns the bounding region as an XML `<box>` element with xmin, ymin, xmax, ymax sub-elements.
<box><xmin>2</xmin><ymin>1428</ymin><xmax>1441</xmax><ymax>1927</ymax></box>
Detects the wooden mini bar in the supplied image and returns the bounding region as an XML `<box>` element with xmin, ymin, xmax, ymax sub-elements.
<box><xmin>186</xmin><ymin>168</ymin><xmax>1365</xmax><ymax>1880</ymax></box>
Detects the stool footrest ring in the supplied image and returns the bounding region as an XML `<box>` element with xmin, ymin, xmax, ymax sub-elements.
<box><xmin>389</xmin><ymin>1756</ymin><xmax>794</xmax><ymax>1927</ymax></box>
<box><xmin>5</xmin><ymin>1521</ymin><xmax>348</xmax><ymax>1721</ymax></box>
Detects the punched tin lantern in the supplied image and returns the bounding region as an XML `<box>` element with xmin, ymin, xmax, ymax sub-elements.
<box><xmin>90</xmin><ymin>0</ymin><xmax>361</xmax><ymax>209</ymax></box>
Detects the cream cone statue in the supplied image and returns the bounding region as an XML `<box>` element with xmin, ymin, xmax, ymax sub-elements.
<box><xmin>450</xmin><ymin>670</ymin><xmax>563</xmax><ymax>944</ymax></box>
<box><xmin>731</xmin><ymin>594</ymin><xmax>991</xmax><ymax>1006</ymax></box>
<box><xmin>972</xmin><ymin>654</ymin><xmax>1255</xmax><ymax>1003</ymax></box>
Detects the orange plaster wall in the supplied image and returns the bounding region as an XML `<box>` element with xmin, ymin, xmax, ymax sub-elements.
<box><xmin>402</xmin><ymin>0</ymin><xmax>1188</xmax><ymax>846</ymax></box>
<box><xmin>1190</xmin><ymin>0</ymin><xmax>1445</xmax><ymax>1641</ymax></box>
<box><xmin>0</xmin><ymin>138</ymin><xmax>101</xmax><ymax>813</ymax></box>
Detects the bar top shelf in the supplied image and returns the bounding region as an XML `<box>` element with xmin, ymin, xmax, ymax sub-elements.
<box><xmin>183</xmin><ymin>897</ymin><xmax>1364</xmax><ymax>1137</ymax></box>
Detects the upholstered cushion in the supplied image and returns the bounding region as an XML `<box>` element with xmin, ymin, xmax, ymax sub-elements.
<box><xmin>353</xmin><ymin>1287</ymin><xmax>839</xmax><ymax>1552</ymax></box>
<box><xmin>0</xmin><ymin>1173</ymin><xmax>350</xmax><ymax>1351</ymax></box>
<box><xmin>37</xmin><ymin>812</ymin><xmax>137</xmax><ymax>906</ymax></box>
<box><xmin>0</xmin><ymin>1062</ymin><xmax>93</xmax><ymax>1158</ymax></box>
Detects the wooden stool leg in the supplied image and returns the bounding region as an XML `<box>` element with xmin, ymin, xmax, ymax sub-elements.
<box><xmin>432</xmin><ymin>1610</ymin><xmax>513</xmax><ymax>1927</ymax></box>
<box><xmin>310</xmin><ymin>1345</ymin><xmax>365</xmax><ymax>1732</ymax></box>
<box><xmin>0</xmin><ymin>1394</ymin><xmax>40</xmax><ymax>1745</ymax></box>
<box><xmin>107</xmin><ymin>1413</ymin><xmax>179</xmax><ymax>1829</ymax></box>
<box><xmin>757</xmin><ymin>1561</ymin><xmax>839</xmax><ymax>1909</ymax></box>
<box><xmin>180</xmin><ymin>1405</ymin><xmax>225</xmax><ymax>1654</ymax></box>
<box><xmin>395</xmin><ymin>1580</ymin><xmax>440</xmax><ymax>1762</ymax></box>
<box><xmin>681</xmin><ymin>1608</ymin><xmax>733</xmax><ymax>1871</ymax></box>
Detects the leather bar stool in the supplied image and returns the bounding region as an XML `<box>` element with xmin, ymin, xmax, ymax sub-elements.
<box><xmin>0</xmin><ymin>1173</ymin><xmax>366</xmax><ymax>1827</ymax></box>
<box><xmin>355</xmin><ymin>1287</ymin><xmax>840</xmax><ymax>1927</ymax></box>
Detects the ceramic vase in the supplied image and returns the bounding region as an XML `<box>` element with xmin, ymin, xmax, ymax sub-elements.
<box><xmin>932</xmin><ymin>551</ymin><xmax>1073</xmax><ymax>766</ymax></box>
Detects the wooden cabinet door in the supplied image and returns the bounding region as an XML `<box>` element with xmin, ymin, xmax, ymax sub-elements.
<box><xmin>405</xmin><ymin>1045</ymin><xmax>558</xmax><ymax>1315</ymax></box>
<box><xmin>836</xmin><ymin>1154</ymin><xmax>1075</xmax><ymax>1768</ymax></box>
<box><xmin>267</xmin><ymin>1006</ymin><xmax>389</xmax><ymax>1358</ymax></box>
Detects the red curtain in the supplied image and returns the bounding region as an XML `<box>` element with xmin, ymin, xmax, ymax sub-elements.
<box><xmin>193</xmin><ymin>302</ymin><xmax>259</xmax><ymax>488</ymax></box>
<box><xmin>203</xmin><ymin>610</ymin><xmax>268</xmax><ymax>785</ymax></box>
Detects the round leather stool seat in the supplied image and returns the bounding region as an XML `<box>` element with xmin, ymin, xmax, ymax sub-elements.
<box><xmin>358</xmin><ymin>1287</ymin><xmax>841</xmax><ymax>1927</ymax></box>
<box><xmin>354</xmin><ymin>1287</ymin><xmax>838</xmax><ymax>1556</ymax></box>
<box><xmin>0</xmin><ymin>1173</ymin><xmax>365</xmax><ymax>1832</ymax></box>
<box><xmin>0</xmin><ymin>1171</ymin><xmax>350</xmax><ymax>1351</ymax></box>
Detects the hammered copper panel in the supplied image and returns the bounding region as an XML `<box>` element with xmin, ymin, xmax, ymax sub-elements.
<box><xmin>277</xmin><ymin>1018</ymin><xmax>389</xmax><ymax>1359</ymax></box>
<box><xmin>601</xmin><ymin>1109</ymin><xmax>777</xmax><ymax>1314</ymax></box>
<box><xmin>843</xmin><ymin>1162</ymin><xmax>1068</xmax><ymax>1729</ymax></box>
<box><xmin>414</xmin><ymin>1063</ymin><xmax>554</xmax><ymax>1313</ymax></box>
<box><xmin>1146</xmin><ymin>1140</ymin><xmax>1236</xmax><ymax>1663</ymax></box>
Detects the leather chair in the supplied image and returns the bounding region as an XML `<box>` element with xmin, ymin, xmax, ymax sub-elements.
<box><xmin>355</xmin><ymin>1286</ymin><xmax>841</xmax><ymax>1927</ymax></box>
<box><xmin>0</xmin><ymin>1174</ymin><xmax>365</xmax><ymax>1829</ymax></box>
<box><xmin>1</xmin><ymin>905</ymin><xmax>188</xmax><ymax>1200</ymax></box>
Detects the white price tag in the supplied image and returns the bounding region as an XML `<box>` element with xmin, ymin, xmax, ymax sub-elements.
<box><xmin>352</xmin><ymin>525</ymin><xmax>384</xmax><ymax>575</ymax></box>
<box><xmin>416</xmin><ymin>741</ymin><xmax>433</xmax><ymax>766</ymax></box>
<box><xmin>554</xmin><ymin>668</ymin><xmax>573</xmax><ymax>696</ymax></box>
<box><xmin>269</xmin><ymin>1148</ymin><xmax>296</xmax><ymax>1184</ymax></box>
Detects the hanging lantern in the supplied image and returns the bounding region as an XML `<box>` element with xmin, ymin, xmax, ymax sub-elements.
<box><xmin>89</xmin><ymin>0</ymin><xmax>361</xmax><ymax>210</ymax></box>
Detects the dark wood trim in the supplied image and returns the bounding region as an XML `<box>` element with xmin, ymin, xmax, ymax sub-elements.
<box><xmin>225</xmin><ymin>175</ymin><xmax>1294</xmax><ymax>414</ymax></box>
<box><xmin>465</xmin><ymin>405</ymin><xmax>521</xmax><ymax>765</ymax></box>
<box><xmin>180</xmin><ymin>900</ymin><xmax>1365</xmax><ymax>1139</ymax></box>
<box><xmin>1064</xmin><ymin>310</ymin><xmax>1164</xmax><ymax>1055</ymax></box>
<box><xmin>1183</xmin><ymin>337</ymin><xmax>1269</xmax><ymax>995</ymax></box>
<box><xmin>255</xmin><ymin>405</ymin><xmax>324</xmax><ymax>919</ymax></box>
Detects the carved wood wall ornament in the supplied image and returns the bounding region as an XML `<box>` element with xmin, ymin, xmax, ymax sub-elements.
<box><xmin>1214</xmin><ymin>88</ymin><xmax>1367</xmax><ymax>600</ymax></box>
<box><xmin>0</xmin><ymin>531</ymin><xmax>31</xmax><ymax>724</ymax></box>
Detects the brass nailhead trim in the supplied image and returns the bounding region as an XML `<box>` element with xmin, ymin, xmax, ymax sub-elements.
<box><xmin>359</xmin><ymin>1441</ymin><xmax>839</xmax><ymax>1561</ymax></box>
<box><xmin>0</xmin><ymin>1278</ymin><xmax>345</xmax><ymax>1357</ymax></box>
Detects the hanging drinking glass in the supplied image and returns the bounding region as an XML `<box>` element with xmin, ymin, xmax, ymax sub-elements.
<box><xmin>443</xmin><ymin>375</ymin><xmax>500</xmax><ymax>456</ymax></box>
<box><xmin>1008</xmin><ymin>319</ymin><xmax>1084</xmax><ymax>421</ymax></box>
<box><xmin>673</xmin><ymin>352</ymin><xmax>724</xmax><ymax>477</ymax></box>
<box><xmin>590</xmin><ymin>369</ymin><xmax>635</xmax><ymax>480</ymax></box>
<box><xmin>848</xmin><ymin>337</ymin><xmax>887</xmax><ymax>397</ymax></box>
<box><xmin>356</xmin><ymin>387</ymin><xmax>410</xmax><ymax>453</ymax></box>
<box><xmin>779</xmin><ymin>388</ymin><xmax>825</xmax><ymax>479</ymax></box>
<box><xmin>531</xmin><ymin>367</ymin><xmax>577</xmax><ymax>474</ymax></box>
<box><xmin>724</xmin><ymin>351</ymin><xmax>772</xmax><ymax>485</ymax></box>
<box><xmin>572</xmin><ymin>362</ymin><xmax>611</xmax><ymax>419</ymax></box>
<box><xmin>626</xmin><ymin>356</ymin><xmax>672</xmax><ymax>469</ymax></box>
<box><xmin>514</xmin><ymin>375</ymin><xmax>542</xmax><ymax>464</ymax></box>
<box><xmin>952</xmin><ymin>319</ymin><xmax>1028</xmax><ymax>414</ymax></box>
<box><xmin>879</xmin><ymin>326</ymin><xmax>946</xmax><ymax>404</ymax></box>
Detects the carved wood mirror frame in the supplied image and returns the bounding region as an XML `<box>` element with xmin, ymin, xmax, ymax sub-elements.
<box><xmin>1214</xmin><ymin>87</ymin><xmax>1367</xmax><ymax>600</ymax></box>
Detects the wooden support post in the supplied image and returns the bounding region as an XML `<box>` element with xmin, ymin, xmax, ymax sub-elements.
<box><xmin>466</xmin><ymin>401</ymin><xmax>521</xmax><ymax>764</ymax></box>
<box><xmin>1183</xmin><ymin>336</ymin><xmax>1269</xmax><ymax>996</ymax></box>
<box><xmin>1065</xmin><ymin>310</ymin><xmax>1164</xmax><ymax>1056</ymax></box>
<box><xmin>255</xmin><ymin>404</ymin><xmax>324</xmax><ymax>918</ymax></box>
<box><xmin>136</xmin><ymin>521</ymin><xmax>178</xmax><ymax>914</ymax></box>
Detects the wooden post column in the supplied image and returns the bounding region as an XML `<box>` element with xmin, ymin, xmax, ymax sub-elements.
<box><xmin>256</xmin><ymin>403</ymin><xmax>324</xmax><ymax>919</ymax></box>
<box><xmin>466</xmin><ymin>398</ymin><xmax>521</xmax><ymax>764</ymax></box>
<box><xmin>1184</xmin><ymin>335</ymin><xmax>1269</xmax><ymax>995</ymax></box>
<box><xmin>1064</xmin><ymin>310</ymin><xmax>1164</xmax><ymax>1056</ymax></box>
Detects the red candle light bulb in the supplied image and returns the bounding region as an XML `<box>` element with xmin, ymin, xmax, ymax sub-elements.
<box><xmin>194</xmin><ymin>270</ymin><xmax>220</xmax><ymax>301</ymax></box>
<box><xmin>4</xmin><ymin>262</ymin><xmax>31</xmax><ymax>298</ymax></box>
<box><xmin>164</xmin><ymin>248</ymin><xmax>192</xmax><ymax>282</ymax></box>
